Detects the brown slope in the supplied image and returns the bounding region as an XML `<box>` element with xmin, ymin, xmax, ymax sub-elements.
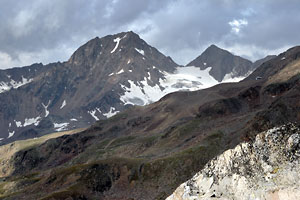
<box><xmin>1</xmin><ymin>46</ymin><xmax>300</xmax><ymax>199</ymax></box>
<box><xmin>245</xmin><ymin>46</ymin><xmax>300</xmax><ymax>81</ymax></box>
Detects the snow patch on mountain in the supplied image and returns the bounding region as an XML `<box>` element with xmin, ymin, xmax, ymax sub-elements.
<box><xmin>11</xmin><ymin>76</ymin><xmax>33</xmax><ymax>88</ymax></box>
<box><xmin>111</xmin><ymin>34</ymin><xmax>127</xmax><ymax>54</ymax></box>
<box><xmin>60</xmin><ymin>100</ymin><xmax>66</xmax><ymax>109</ymax></box>
<box><xmin>120</xmin><ymin>79</ymin><xmax>161</xmax><ymax>106</ymax></box>
<box><xmin>23</xmin><ymin>117</ymin><xmax>41</xmax><ymax>126</ymax></box>
<box><xmin>53</xmin><ymin>122</ymin><xmax>69</xmax><ymax>132</ymax></box>
<box><xmin>222</xmin><ymin>72</ymin><xmax>246</xmax><ymax>83</ymax></box>
<box><xmin>120</xmin><ymin>66</ymin><xmax>219</xmax><ymax>106</ymax></box>
<box><xmin>116</xmin><ymin>69</ymin><xmax>124</xmax><ymax>74</ymax></box>
<box><xmin>12</xmin><ymin>117</ymin><xmax>41</xmax><ymax>128</ymax></box>
<box><xmin>103</xmin><ymin>107</ymin><xmax>119</xmax><ymax>118</ymax></box>
<box><xmin>88</xmin><ymin>109</ymin><xmax>100</xmax><ymax>121</ymax></box>
<box><xmin>0</xmin><ymin>76</ymin><xmax>33</xmax><ymax>93</ymax></box>
<box><xmin>111</xmin><ymin>37</ymin><xmax>121</xmax><ymax>53</ymax></box>
<box><xmin>7</xmin><ymin>131</ymin><xmax>15</xmax><ymax>138</ymax></box>
<box><xmin>42</xmin><ymin>101</ymin><xmax>50</xmax><ymax>117</ymax></box>
<box><xmin>135</xmin><ymin>48</ymin><xmax>145</xmax><ymax>56</ymax></box>
<box><xmin>0</xmin><ymin>82</ymin><xmax>10</xmax><ymax>93</ymax></box>
<box><xmin>160</xmin><ymin>66</ymin><xmax>218</xmax><ymax>91</ymax></box>
<box><xmin>14</xmin><ymin>120</ymin><xmax>22</xmax><ymax>127</ymax></box>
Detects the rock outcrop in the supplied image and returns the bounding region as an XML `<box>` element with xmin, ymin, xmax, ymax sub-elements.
<box><xmin>167</xmin><ymin>123</ymin><xmax>300</xmax><ymax>200</ymax></box>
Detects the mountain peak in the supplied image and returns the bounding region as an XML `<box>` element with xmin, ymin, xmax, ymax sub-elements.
<box><xmin>68</xmin><ymin>31</ymin><xmax>144</xmax><ymax>65</ymax></box>
<box><xmin>207</xmin><ymin>44</ymin><xmax>221</xmax><ymax>49</ymax></box>
<box><xmin>109</xmin><ymin>30</ymin><xmax>138</xmax><ymax>39</ymax></box>
<box><xmin>187</xmin><ymin>45</ymin><xmax>253</xmax><ymax>82</ymax></box>
<box><xmin>67</xmin><ymin>31</ymin><xmax>178</xmax><ymax>73</ymax></box>
<box><xmin>203</xmin><ymin>44</ymin><xmax>232</xmax><ymax>56</ymax></box>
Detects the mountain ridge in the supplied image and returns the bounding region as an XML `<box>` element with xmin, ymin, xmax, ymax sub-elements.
<box><xmin>0</xmin><ymin>31</ymin><xmax>270</xmax><ymax>145</ymax></box>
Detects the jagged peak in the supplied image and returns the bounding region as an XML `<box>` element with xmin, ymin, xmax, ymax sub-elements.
<box><xmin>207</xmin><ymin>44</ymin><xmax>221</xmax><ymax>49</ymax></box>
<box><xmin>203</xmin><ymin>44</ymin><xmax>234</xmax><ymax>56</ymax></box>
<box><xmin>67</xmin><ymin>31</ymin><xmax>148</xmax><ymax>64</ymax></box>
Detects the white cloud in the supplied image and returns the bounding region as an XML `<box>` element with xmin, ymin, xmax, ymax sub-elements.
<box><xmin>0</xmin><ymin>0</ymin><xmax>300</xmax><ymax>68</ymax></box>
<box><xmin>228</xmin><ymin>19</ymin><xmax>248</xmax><ymax>34</ymax></box>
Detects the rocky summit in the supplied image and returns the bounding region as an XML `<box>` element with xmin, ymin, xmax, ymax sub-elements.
<box><xmin>0</xmin><ymin>31</ymin><xmax>257</xmax><ymax>145</ymax></box>
<box><xmin>167</xmin><ymin>123</ymin><xmax>300</xmax><ymax>200</ymax></box>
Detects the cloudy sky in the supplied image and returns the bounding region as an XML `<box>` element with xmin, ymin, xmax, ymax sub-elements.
<box><xmin>0</xmin><ymin>0</ymin><xmax>300</xmax><ymax>69</ymax></box>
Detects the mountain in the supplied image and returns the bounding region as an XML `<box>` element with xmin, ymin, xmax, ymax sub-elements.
<box><xmin>0</xmin><ymin>32</ymin><xmax>254</xmax><ymax>145</ymax></box>
<box><xmin>167</xmin><ymin>123</ymin><xmax>300</xmax><ymax>200</ymax></box>
<box><xmin>246</xmin><ymin>46</ymin><xmax>300</xmax><ymax>81</ymax></box>
<box><xmin>0</xmin><ymin>31</ymin><xmax>182</xmax><ymax>144</ymax></box>
<box><xmin>251</xmin><ymin>55</ymin><xmax>276</xmax><ymax>70</ymax></box>
<box><xmin>0</xmin><ymin>45</ymin><xmax>299</xmax><ymax>199</ymax></box>
<box><xmin>187</xmin><ymin>45</ymin><xmax>254</xmax><ymax>82</ymax></box>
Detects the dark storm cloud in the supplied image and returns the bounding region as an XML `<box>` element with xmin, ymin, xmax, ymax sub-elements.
<box><xmin>141</xmin><ymin>0</ymin><xmax>300</xmax><ymax>63</ymax></box>
<box><xmin>0</xmin><ymin>0</ymin><xmax>300</xmax><ymax>68</ymax></box>
<box><xmin>0</xmin><ymin>0</ymin><xmax>171</xmax><ymax>54</ymax></box>
<box><xmin>0</xmin><ymin>0</ymin><xmax>174</xmax><ymax>67</ymax></box>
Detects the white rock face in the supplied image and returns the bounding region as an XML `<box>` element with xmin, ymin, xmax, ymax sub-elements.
<box><xmin>167</xmin><ymin>124</ymin><xmax>300</xmax><ymax>200</ymax></box>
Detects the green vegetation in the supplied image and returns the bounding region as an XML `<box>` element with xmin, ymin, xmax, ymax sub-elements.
<box><xmin>177</xmin><ymin>118</ymin><xmax>202</xmax><ymax>137</ymax></box>
<box><xmin>109</xmin><ymin>135</ymin><xmax>137</xmax><ymax>147</ymax></box>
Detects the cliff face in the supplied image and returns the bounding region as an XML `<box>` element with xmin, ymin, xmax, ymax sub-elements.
<box><xmin>167</xmin><ymin>123</ymin><xmax>300</xmax><ymax>200</ymax></box>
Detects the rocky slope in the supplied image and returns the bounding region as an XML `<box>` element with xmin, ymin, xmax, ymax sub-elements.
<box><xmin>0</xmin><ymin>45</ymin><xmax>298</xmax><ymax>199</ymax></box>
<box><xmin>0</xmin><ymin>31</ymin><xmax>256</xmax><ymax>145</ymax></box>
<box><xmin>167</xmin><ymin>123</ymin><xmax>300</xmax><ymax>200</ymax></box>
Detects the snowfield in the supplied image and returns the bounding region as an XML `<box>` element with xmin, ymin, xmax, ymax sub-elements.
<box><xmin>0</xmin><ymin>76</ymin><xmax>33</xmax><ymax>93</ymax></box>
<box><xmin>119</xmin><ymin>66</ymin><xmax>232</xmax><ymax>106</ymax></box>
<box><xmin>53</xmin><ymin>122</ymin><xmax>69</xmax><ymax>132</ymax></box>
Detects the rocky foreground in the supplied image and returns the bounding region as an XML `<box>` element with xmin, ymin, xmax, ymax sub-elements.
<box><xmin>167</xmin><ymin>123</ymin><xmax>300</xmax><ymax>200</ymax></box>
